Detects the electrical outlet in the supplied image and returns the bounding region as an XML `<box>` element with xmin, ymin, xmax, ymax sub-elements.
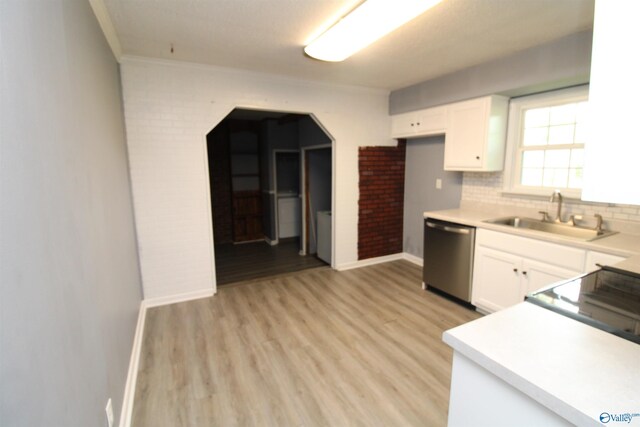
<box><xmin>105</xmin><ymin>398</ymin><xmax>114</xmax><ymax>427</ymax></box>
<box><xmin>435</xmin><ymin>178</ymin><xmax>442</xmax><ymax>190</ymax></box>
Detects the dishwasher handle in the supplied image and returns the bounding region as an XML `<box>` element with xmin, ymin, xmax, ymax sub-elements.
<box><xmin>425</xmin><ymin>221</ymin><xmax>471</xmax><ymax>235</ymax></box>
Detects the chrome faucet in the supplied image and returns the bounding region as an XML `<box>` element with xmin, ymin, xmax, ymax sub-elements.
<box><xmin>550</xmin><ymin>190</ymin><xmax>564</xmax><ymax>223</ymax></box>
<box><xmin>594</xmin><ymin>214</ymin><xmax>604</xmax><ymax>234</ymax></box>
<box><xmin>538</xmin><ymin>210</ymin><xmax>551</xmax><ymax>222</ymax></box>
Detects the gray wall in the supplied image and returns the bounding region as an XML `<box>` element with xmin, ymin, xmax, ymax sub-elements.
<box><xmin>261</xmin><ymin>119</ymin><xmax>298</xmax><ymax>240</ymax></box>
<box><xmin>264</xmin><ymin>120</ymin><xmax>298</xmax><ymax>191</ymax></box>
<box><xmin>403</xmin><ymin>137</ymin><xmax>463</xmax><ymax>258</ymax></box>
<box><xmin>1</xmin><ymin>1</ymin><xmax>143</xmax><ymax>426</ymax></box>
<box><xmin>390</xmin><ymin>30</ymin><xmax>593</xmax><ymax>114</ymax></box>
<box><xmin>261</xmin><ymin>117</ymin><xmax>330</xmax><ymax>241</ymax></box>
<box><xmin>259</xmin><ymin>122</ymin><xmax>275</xmax><ymax>239</ymax></box>
<box><xmin>299</xmin><ymin>116</ymin><xmax>331</xmax><ymax>148</ymax></box>
<box><xmin>276</xmin><ymin>152</ymin><xmax>300</xmax><ymax>194</ymax></box>
<box><xmin>299</xmin><ymin>116</ymin><xmax>331</xmax><ymax>253</ymax></box>
<box><xmin>307</xmin><ymin>148</ymin><xmax>332</xmax><ymax>254</ymax></box>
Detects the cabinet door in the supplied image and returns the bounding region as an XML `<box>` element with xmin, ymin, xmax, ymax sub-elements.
<box><xmin>522</xmin><ymin>259</ymin><xmax>581</xmax><ymax>295</ymax></box>
<box><xmin>473</xmin><ymin>246</ymin><xmax>522</xmax><ymax>313</ymax></box>
<box><xmin>390</xmin><ymin>112</ymin><xmax>418</xmax><ymax>138</ymax></box>
<box><xmin>444</xmin><ymin>98</ymin><xmax>487</xmax><ymax>170</ymax></box>
<box><xmin>391</xmin><ymin>106</ymin><xmax>447</xmax><ymax>139</ymax></box>
<box><xmin>416</xmin><ymin>106</ymin><xmax>447</xmax><ymax>136</ymax></box>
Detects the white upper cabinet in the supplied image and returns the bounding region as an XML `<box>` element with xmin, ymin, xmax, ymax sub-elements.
<box><xmin>391</xmin><ymin>95</ymin><xmax>509</xmax><ymax>171</ymax></box>
<box><xmin>390</xmin><ymin>105</ymin><xmax>447</xmax><ymax>138</ymax></box>
<box><xmin>582</xmin><ymin>0</ymin><xmax>640</xmax><ymax>205</ymax></box>
<box><xmin>444</xmin><ymin>95</ymin><xmax>509</xmax><ymax>171</ymax></box>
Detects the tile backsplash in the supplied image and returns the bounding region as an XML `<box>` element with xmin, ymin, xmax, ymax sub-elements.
<box><xmin>461</xmin><ymin>172</ymin><xmax>640</xmax><ymax>228</ymax></box>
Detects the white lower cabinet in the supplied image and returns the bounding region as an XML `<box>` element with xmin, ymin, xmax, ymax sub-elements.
<box><xmin>473</xmin><ymin>247</ymin><xmax>581</xmax><ymax>313</ymax></box>
<box><xmin>448</xmin><ymin>352</ymin><xmax>573</xmax><ymax>427</ymax></box>
<box><xmin>472</xmin><ymin>247</ymin><xmax>522</xmax><ymax>313</ymax></box>
<box><xmin>522</xmin><ymin>258</ymin><xmax>582</xmax><ymax>296</ymax></box>
<box><xmin>472</xmin><ymin>229</ymin><xmax>585</xmax><ymax>313</ymax></box>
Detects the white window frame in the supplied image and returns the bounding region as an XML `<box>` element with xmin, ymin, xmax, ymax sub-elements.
<box><xmin>503</xmin><ymin>85</ymin><xmax>589</xmax><ymax>199</ymax></box>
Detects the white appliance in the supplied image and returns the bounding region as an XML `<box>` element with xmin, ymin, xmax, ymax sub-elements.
<box><xmin>278</xmin><ymin>196</ymin><xmax>300</xmax><ymax>238</ymax></box>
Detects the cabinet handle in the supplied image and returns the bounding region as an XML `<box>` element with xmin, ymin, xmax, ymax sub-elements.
<box><xmin>425</xmin><ymin>221</ymin><xmax>470</xmax><ymax>234</ymax></box>
<box><xmin>522</xmin><ymin>271</ymin><xmax>528</xmax><ymax>276</ymax></box>
<box><xmin>513</xmin><ymin>268</ymin><xmax>518</xmax><ymax>273</ymax></box>
<box><xmin>476</xmin><ymin>156</ymin><xmax>480</xmax><ymax>160</ymax></box>
<box><xmin>411</xmin><ymin>123</ymin><xmax>415</xmax><ymax>127</ymax></box>
<box><xmin>417</xmin><ymin>122</ymin><xmax>421</xmax><ymax>126</ymax></box>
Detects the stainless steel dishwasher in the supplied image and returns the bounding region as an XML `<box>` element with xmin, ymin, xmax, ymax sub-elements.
<box><xmin>423</xmin><ymin>218</ymin><xmax>475</xmax><ymax>304</ymax></box>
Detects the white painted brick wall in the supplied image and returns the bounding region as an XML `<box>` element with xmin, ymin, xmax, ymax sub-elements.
<box><xmin>462</xmin><ymin>172</ymin><xmax>640</xmax><ymax>224</ymax></box>
<box><xmin>120</xmin><ymin>57</ymin><xmax>392</xmax><ymax>300</ymax></box>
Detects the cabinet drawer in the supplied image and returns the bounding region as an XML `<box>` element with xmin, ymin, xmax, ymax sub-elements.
<box><xmin>476</xmin><ymin>229</ymin><xmax>586</xmax><ymax>272</ymax></box>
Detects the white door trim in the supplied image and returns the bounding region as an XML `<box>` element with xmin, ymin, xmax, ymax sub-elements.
<box><xmin>300</xmin><ymin>144</ymin><xmax>332</xmax><ymax>260</ymax></box>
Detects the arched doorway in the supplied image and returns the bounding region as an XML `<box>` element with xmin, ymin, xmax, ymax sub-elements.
<box><xmin>206</xmin><ymin>108</ymin><xmax>334</xmax><ymax>285</ymax></box>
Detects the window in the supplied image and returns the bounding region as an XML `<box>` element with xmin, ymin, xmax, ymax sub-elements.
<box><xmin>503</xmin><ymin>86</ymin><xmax>589</xmax><ymax>198</ymax></box>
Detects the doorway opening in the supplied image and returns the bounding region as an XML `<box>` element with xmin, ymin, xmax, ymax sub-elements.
<box><xmin>206</xmin><ymin>108</ymin><xmax>333</xmax><ymax>286</ymax></box>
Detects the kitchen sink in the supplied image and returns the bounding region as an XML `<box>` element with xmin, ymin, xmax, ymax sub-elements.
<box><xmin>484</xmin><ymin>216</ymin><xmax>618</xmax><ymax>241</ymax></box>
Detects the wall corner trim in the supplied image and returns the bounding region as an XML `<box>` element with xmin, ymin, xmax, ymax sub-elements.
<box><xmin>144</xmin><ymin>288</ymin><xmax>216</xmax><ymax>309</ymax></box>
<box><xmin>89</xmin><ymin>0</ymin><xmax>123</xmax><ymax>62</ymax></box>
<box><xmin>402</xmin><ymin>252</ymin><xmax>423</xmax><ymax>267</ymax></box>
<box><xmin>118</xmin><ymin>301</ymin><xmax>147</xmax><ymax>427</ymax></box>
<box><xmin>335</xmin><ymin>252</ymin><xmax>423</xmax><ymax>271</ymax></box>
<box><xmin>335</xmin><ymin>253</ymin><xmax>405</xmax><ymax>271</ymax></box>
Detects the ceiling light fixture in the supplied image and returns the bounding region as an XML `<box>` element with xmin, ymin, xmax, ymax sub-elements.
<box><xmin>304</xmin><ymin>0</ymin><xmax>443</xmax><ymax>62</ymax></box>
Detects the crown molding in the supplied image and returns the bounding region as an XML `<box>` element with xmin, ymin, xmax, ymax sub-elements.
<box><xmin>89</xmin><ymin>0</ymin><xmax>122</xmax><ymax>61</ymax></box>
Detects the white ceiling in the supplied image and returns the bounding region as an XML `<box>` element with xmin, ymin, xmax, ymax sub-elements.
<box><xmin>102</xmin><ymin>0</ymin><xmax>595</xmax><ymax>91</ymax></box>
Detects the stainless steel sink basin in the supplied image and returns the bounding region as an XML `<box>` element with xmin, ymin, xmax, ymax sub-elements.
<box><xmin>484</xmin><ymin>216</ymin><xmax>618</xmax><ymax>241</ymax></box>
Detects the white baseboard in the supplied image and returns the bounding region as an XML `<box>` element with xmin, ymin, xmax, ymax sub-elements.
<box><xmin>335</xmin><ymin>252</ymin><xmax>425</xmax><ymax>271</ymax></box>
<box><xmin>265</xmin><ymin>237</ymin><xmax>278</xmax><ymax>246</ymax></box>
<box><xmin>118</xmin><ymin>287</ymin><xmax>216</xmax><ymax>427</ymax></box>
<box><xmin>403</xmin><ymin>252</ymin><xmax>423</xmax><ymax>267</ymax></box>
<box><xmin>336</xmin><ymin>253</ymin><xmax>404</xmax><ymax>271</ymax></box>
<box><xmin>119</xmin><ymin>301</ymin><xmax>147</xmax><ymax>427</ymax></box>
<box><xmin>144</xmin><ymin>287</ymin><xmax>215</xmax><ymax>308</ymax></box>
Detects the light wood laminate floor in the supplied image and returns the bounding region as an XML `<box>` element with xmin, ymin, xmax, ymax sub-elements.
<box><xmin>132</xmin><ymin>260</ymin><xmax>481</xmax><ymax>427</ymax></box>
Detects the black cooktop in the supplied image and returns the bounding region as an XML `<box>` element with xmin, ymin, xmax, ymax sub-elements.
<box><xmin>526</xmin><ymin>266</ymin><xmax>640</xmax><ymax>344</ymax></box>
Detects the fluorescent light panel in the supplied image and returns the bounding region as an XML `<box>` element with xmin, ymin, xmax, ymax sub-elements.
<box><xmin>305</xmin><ymin>0</ymin><xmax>442</xmax><ymax>62</ymax></box>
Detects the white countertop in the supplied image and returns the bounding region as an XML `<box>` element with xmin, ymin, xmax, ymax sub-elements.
<box><xmin>424</xmin><ymin>207</ymin><xmax>640</xmax><ymax>260</ymax></box>
<box><xmin>443</xmin><ymin>303</ymin><xmax>640</xmax><ymax>427</ymax></box>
